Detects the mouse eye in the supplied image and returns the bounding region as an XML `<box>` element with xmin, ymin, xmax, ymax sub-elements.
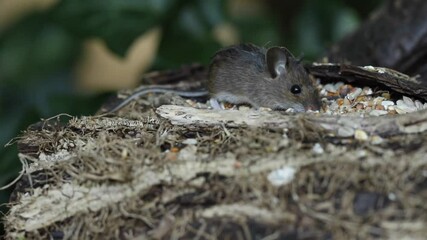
<box><xmin>290</xmin><ymin>85</ymin><xmax>302</xmax><ymax>94</ymax></box>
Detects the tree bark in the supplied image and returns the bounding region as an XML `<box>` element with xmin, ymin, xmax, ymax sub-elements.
<box><xmin>327</xmin><ymin>0</ymin><xmax>427</xmax><ymax>86</ymax></box>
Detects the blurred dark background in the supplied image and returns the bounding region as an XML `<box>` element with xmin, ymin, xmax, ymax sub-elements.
<box><xmin>0</xmin><ymin>0</ymin><xmax>383</xmax><ymax>231</ymax></box>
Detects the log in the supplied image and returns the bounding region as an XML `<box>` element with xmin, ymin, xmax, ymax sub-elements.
<box><xmin>4</xmin><ymin>65</ymin><xmax>427</xmax><ymax>239</ymax></box>
<box><xmin>4</xmin><ymin>100</ymin><xmax>427</xmax><ymax>239</ymax></box>
<box><xmin>327</xmin><ymin>0</ymin><xmax>427</xmax><ymax>86</ymax></box>
<box><xmin>156</xmin><ymin>104</ymin><xmax>427</xmax><ymax>137</ymax></box>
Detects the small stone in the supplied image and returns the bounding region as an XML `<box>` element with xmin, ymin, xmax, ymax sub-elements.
<box><xmin>334</xmin><ymin>82</ymin><xmax>344</xmax><ymax>89</ymax></box>
<box><xmin>319</xmin><ymin>88</ymin><xmax>328</xmax><ymax>96</ymax></box>
<box><xmin>395</xmin><ymin>101</ymin><xmax>416</xmax><ymax>113</ymax></box>
<box><xmin>375</xmin><ymin>105</ymin><xmax>385</xmax><ymax>110</ymax></box>
<box><xmin>343</xmin><ymin>97</ymin><xmax>351</xmax><ymax>106</ymax></box>
<box><xmin>182</xmin><ymin>138</ymin><xmax>198</xmax><ymax>145</ymax></box>
<box><xmin>414</xmin><ymin>100</ymin><xmax>423</xmax><ymax>110</ymax></box>
<box><xmin>381</xmin><ymin>101</ymin><xmax>394</xmax><ymax>108</ymax></box>
<box><xmin>259</xmin><ymin>107</ymin><xmax>272</xmax><ymax>111</ymax></box>
<box><xmin>356</xmin><ymin>149</ymin><xmax>367</xmax><ymax>158</ymax></box>
<box><xmin>279</xmin><ymin>132</ymin><xmax>290</xmax><ymax>148</ymax></box>
<box><xmin>324</xmin><ymin>83</ymin><xmax>336</xmax><ymax>92</ymax></box>
<box><xmin>338</xmin><ymin>127</ymin><xmax>354</xmax><ymax>137</ymax></box>
<box><xmin>373</xmin><ymin>97</ymin><xmax>384</xmax><ymax>105</ymax></box>
<box><xmin>347</xmin><ymin>88</ymin><xmax>363</xmax><ymax>100</ymax></box>
<box><xmin>306</xmin><ymin>109</ymin><xmax>319</xmax><ymax>113</ymax></box>
<box><xmin>170</xmin><ymin>147</ymin><xmax>180</xmax><ymax>153</ymax></box>
<box><xmin>388</xmin><ymin>193</ymin><xmax>396</xmax><ymax>201</ymax></box>
<box><xmin>394</xmin><ymin>107</ymin><xmax>407</xmax><ymax>114</ymax></box>
<box><xmin>396</xmin><ymin>100</ymin><xmax>404</xmax><ymax>106</ymax></box>
<box><xmin>388</xmin><ymin>109</ymin><xmax>397</xmax><ymax>115</ymax></box>
<box><xmin>177</xmin><ymin>145</ymin><xmax>197</xmax><ymax>161</ymax></box>
<box><xmin>238</xmin><ymin>106</ymin><xmax>251</xmax><ymax>111</ymax></box>
<box><xmin>356</xmin><ymin>95</ymin><xmax>366</xmax><ymax>102</ymax></box>
<box><xmin>382</xmin><ymin>92</ymin><xmax>391</xmax><ymax>99</ymax></box>
<box><xmin>339</xmin><ymin>85</ymin><xmax>353</xmax><ymax>97</ymax></box>
<box><xmin>362</xmin><ymin>87</ymin><xmax>373</xmax><ymax>95</ymax></box>
<box><xmin>185</xmin><ymin>99</ymin><xmax>197</xmax><ymax>107</ymax></box>
<box><xmin>327</xmin><ymin>92</ymin><xmax>339</xmax><ymax>97</ymax></box>
<box><xmin>356</xmin><ymin>103</ymin><xmax>364</xmax><ymax>110</ymax></box>
<box><xmin>369</xmin><ymin>110</ymin><xmax>388</xmax><ymax>116</ymax></box>
<box><xmin>402</xmin><ymin>96</ymin><xmax>415</xmax><ymax>108</ymax></box>
<box><xmin>370</xmin><ymin>135</ymin><xmax>384</xmax><ymax>145</ymax></box>
<box><xmin>312</xmin><ymin>143</ymin><xmax>324</xmax><ymax>155</ymax></box>
<box><xmin>121</xmin><ymin>148</ymin><xmax>128</xmax><ymax>158</ymax></box>
<box><xmin>354</xmin><ymin>129</ymin><xmax>368</xmax><ymax>141</ymax></box>
<box><xmin>267</xmin><ymin>166</ymin><xmax>297</xmax><ymax>186</ymax></box>
<box><xmin>363</xmin><ymin>65</ymin><xmax>375</xmax><ymax>71</ymax></box>
<box><xmin>324</xmin><ymin>109</ymin><xmax>333</xmax><ymax>115</ymax></box>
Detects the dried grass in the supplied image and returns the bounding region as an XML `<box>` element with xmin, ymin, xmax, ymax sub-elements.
<box><xmin>3</xmin><ymin>93</ymin><xmax>427</xmax><ymax>240</ymax></box>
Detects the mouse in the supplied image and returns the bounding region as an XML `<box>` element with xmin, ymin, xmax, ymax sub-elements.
<box><xmin>105</xmin><ymin>43</ymin><xmax>321</xmax><ymax>113</ymax></box>
<box><xmin>208</xmin><ymin>43</ymin><xmax>321</xmax><ymax>112</ymax></box>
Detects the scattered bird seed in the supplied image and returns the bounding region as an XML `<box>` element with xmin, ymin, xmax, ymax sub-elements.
<box><xmin>184</xmin><ymin>81</ymin><xmax>425</xmax><ymax>116</ymax></box>
<box><xmin>317</xmin><ymin>81</ymin><xmax>426</xmax><ymax>116</ymax></box>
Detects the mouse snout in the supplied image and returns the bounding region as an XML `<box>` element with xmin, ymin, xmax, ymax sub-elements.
<box><xmin>304</xmin><ymin>98</ymin><xmax>322</xmax><ymax>112</ymax></box>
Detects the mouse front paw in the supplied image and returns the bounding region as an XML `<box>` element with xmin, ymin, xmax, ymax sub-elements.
<box><xmin>209</xmin><ymin>98</ymin><xmax>223</xmax><ymax>110</ymax></box>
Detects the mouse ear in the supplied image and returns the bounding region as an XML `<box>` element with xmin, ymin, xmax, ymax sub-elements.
<box><xmin>266</xmin><ymin>47</ymin><xmax>294</xmax><ymax>78</ymax></box>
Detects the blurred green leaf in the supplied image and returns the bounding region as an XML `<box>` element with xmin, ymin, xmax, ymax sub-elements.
<box><xmin>0</xmin><ymin>14</ymin><xmax>79</xmax><ymax>85</ymax></box>
<box><xmin>197</xmin><ymin>0</ymin><xmax>224</xmax><ymax>26</ymax></box>
<box><xmin>332</xmin><ymin>9</ymin><xmax>359</xmax><ymax>40</ymax></box>
<box><xmin>155</xmin><ymin>1</ymin><xmax>225</xmax><ymax>68</ymax></box>
<box><xmin>232</xmin><ymin>16</ymin><xmax>281</xmax><ymax>47</ymax></box>
<box><xmin>294</xmin><ymin>0</ymin><xmax>361</xmax><ymax>59</ymax></box>
<box><xmin>51</xmin><ymin>0</ymin><xmax>178</xmax><ymax>56</ymax></box>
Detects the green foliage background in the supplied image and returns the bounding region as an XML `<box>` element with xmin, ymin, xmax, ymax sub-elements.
<box><xmin>0</xmin><ymin>0</ymin><xmax>382</xmax><ymax>233</ymax></box>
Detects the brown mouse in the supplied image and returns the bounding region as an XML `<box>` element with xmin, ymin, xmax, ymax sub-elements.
<box><xmin>106</xmin><ymin>43</ymin><xmax>321</xmax><ymax>113</ymax></box>
<box><xmin>208</xmin><ymin>43</ymin><xmax>321</xmax><ymax>112</ymax></box>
